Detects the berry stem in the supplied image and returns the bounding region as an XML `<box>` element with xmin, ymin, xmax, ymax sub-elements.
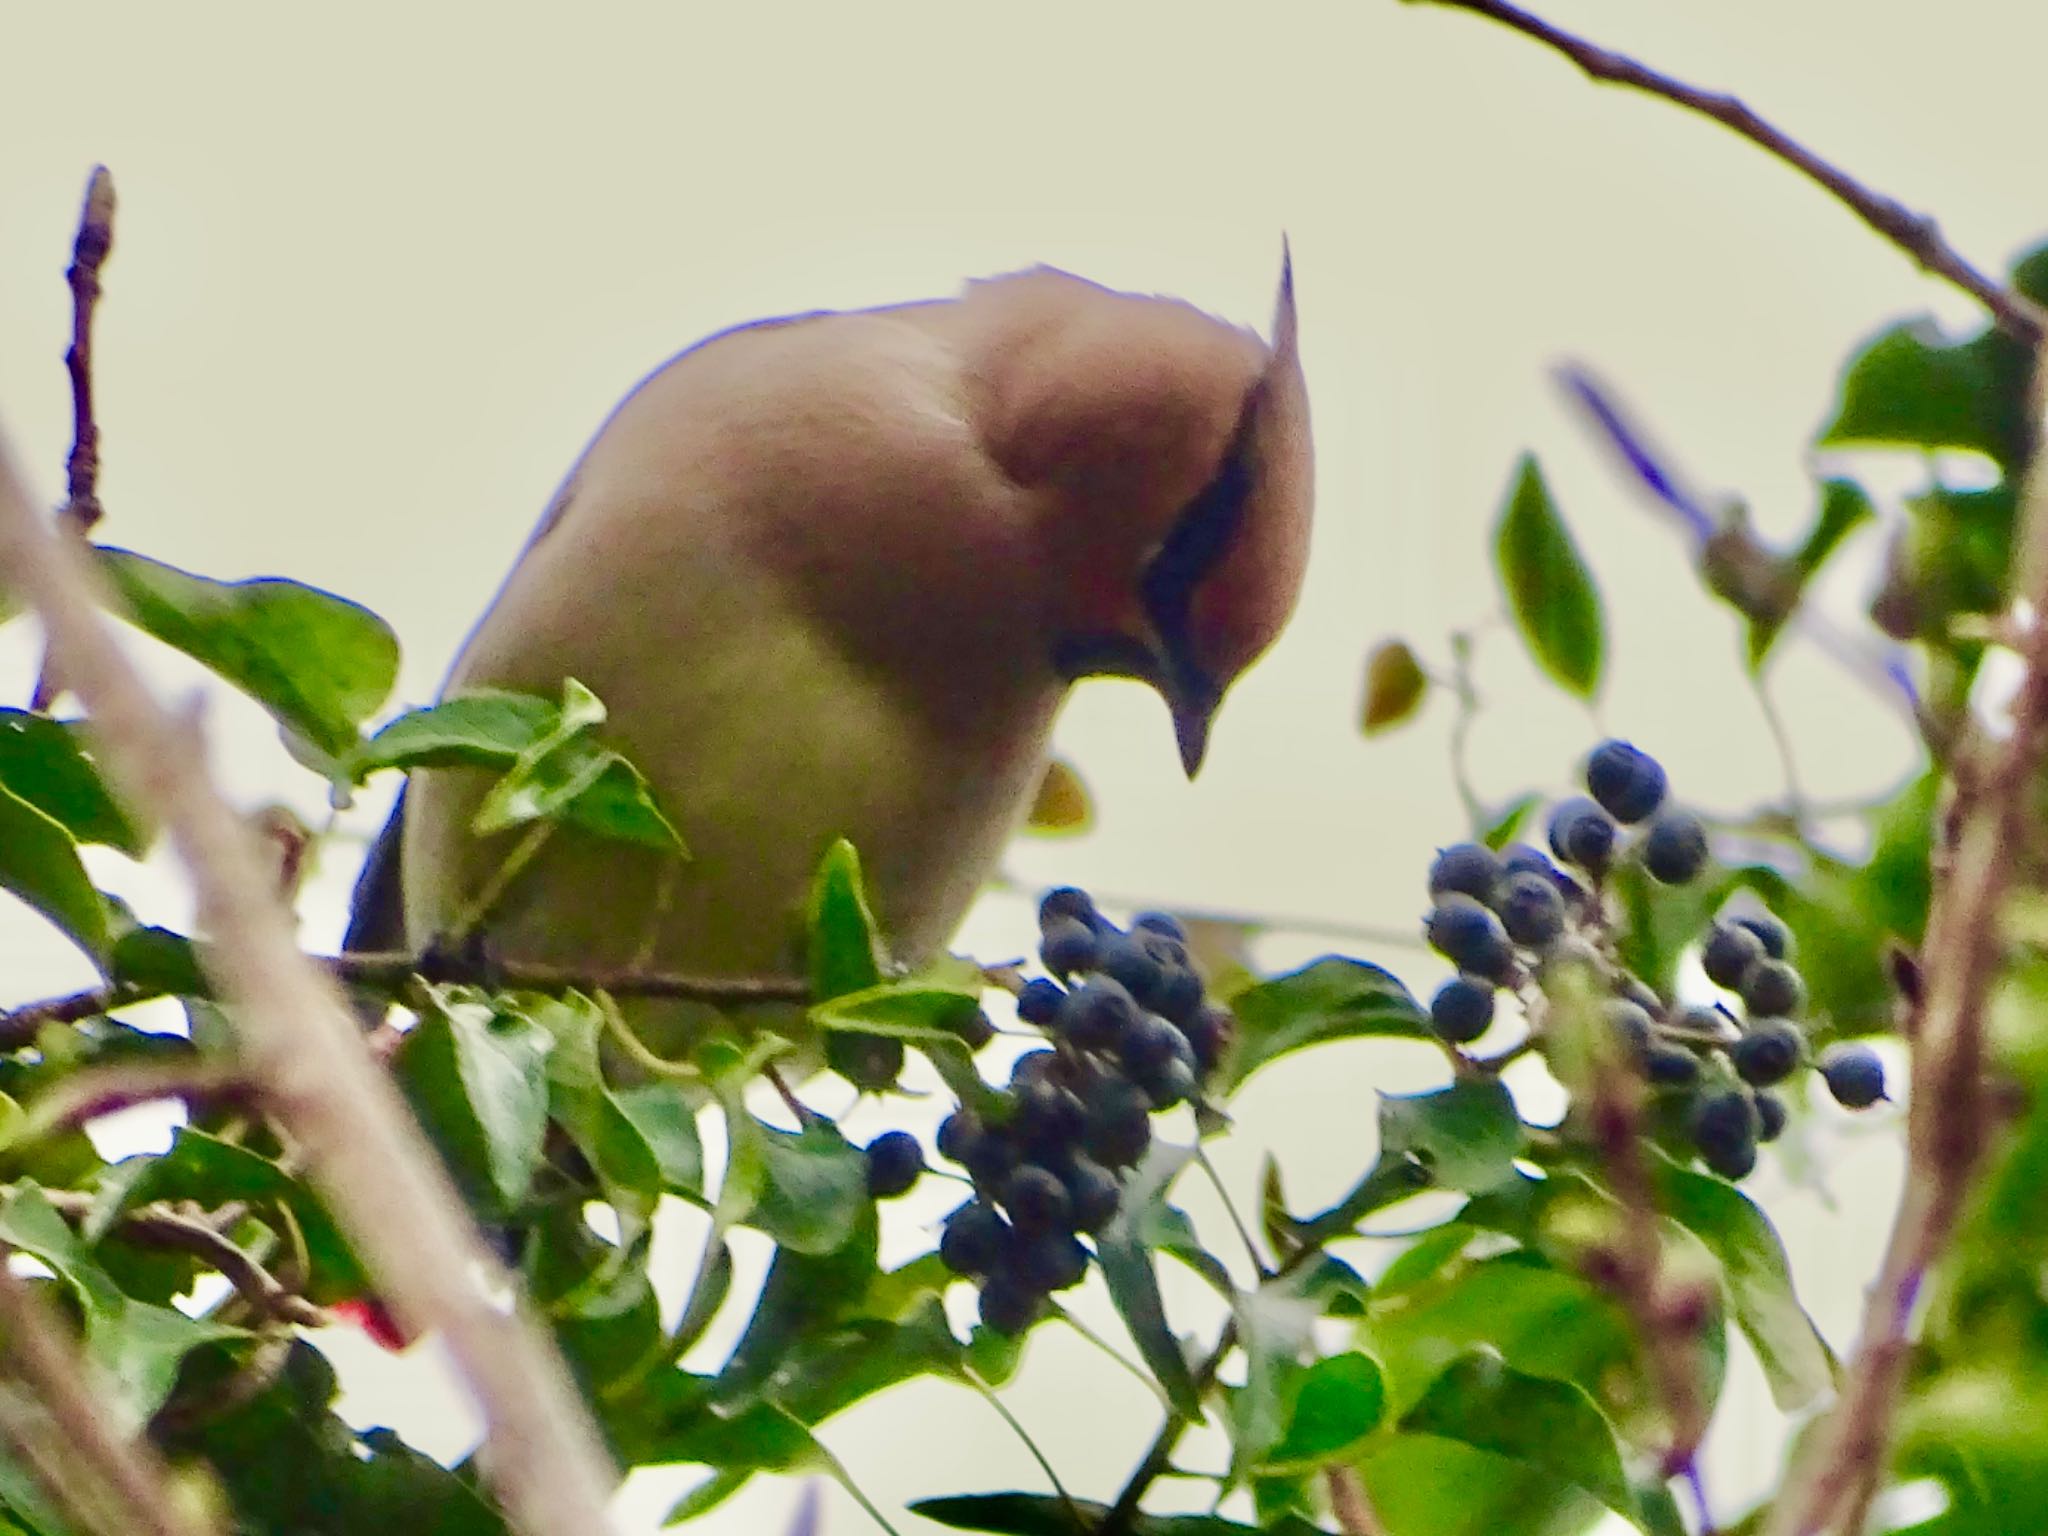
<box><xmin>963</xmin><ymin>1369</ymin><xmax>1085</xmax><ymax>1529</ymax></box>
<box><xmin>1195</xmin><ymin>1147</ymin><xmax>1273</xmax><ymax>1280</ymax></box>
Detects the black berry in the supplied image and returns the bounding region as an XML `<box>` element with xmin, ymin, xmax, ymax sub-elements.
<box><xmin>1132</xmin><ymin>911</ymin><xmax>1188</xmax><ymax>943</ymax></box>
<box><xmin>1605</xmin><ymin>998</ymin><xmax>1655</xmax><ymax>1059</ymax></box>
<box><xmin>1645</xmin><ymin>1045</ymin><xmax>1701</xmax><ymax>1085</ymax></box>
<box><xmin>1585</xmin><ymin>739</ymin><xmax>1669</xmax><ymax>824</ymax></box>
<box><xmin>828</xmin><ymin>1032</ymin><xmax>905</xmax><ymax>1090</ymax></box>
<box><xmin>1119</xmin><ymin>1013</ymin><xmax>1189</xmax><ymax>1077</ymax></box>
<box><xmin>1098</xmin><ymin>931</ymin><xmax>1165</xmax><ymax>1004</ymax></box>
<box><xmin>1012</xmin><ymin>1081</ymin><xmax>1087</xmax><ymax>1155</ymax></box>
<box><xmin>1690</xmin><ymin>1090</ymin><xmax>1760</xmax><ymax>1180</ymax></box>
<box><xmin>1040</xmin><ymin>917</ymin><xmax>1100</xmax><ymax>977</ymax></box>
<box><xmin>939</xmin><ymin>1201</ymin><xmax>1007</xmax><ymax>1276</ymax></box>
<box><xmin>1002</xmin><ymin>1165</ymin><xmax>1072</xmax><ymax>1230</ymax></box>
<box><xmin>1140</xmin><ymin>1056</ymin><xmax>1199</xmax><ymax>1111</ymax></box>
<box><xmin>1057</xmin><ymin>976</ymin><xmax>1138</xmax><ymax>1050</ymax></box>
<box><xmin>1741</xmin><ymin>960</ymin><xmax>1806</xmax><ymax>1019</ymax></box>
<box><xmin>1494</xmin><ymin>871</ymin><xmax>1566</xmax><ymax>947</ymax></box>
<box><xmin>1732</xmin><ymin>1019</ymin><xmax>1803</xmax><ymax>1087</ymax></box>
<box><xmin>1084</xmin><ymin>1078</ymin><xmax>1153</xmax><ymax>1168</ymax></box>
<box><xmin>1039</xmin><ymin>887</ymin><xmax>1100</xmax><ymax>932</ymax></box>
<box><xmin>1014</xmin><ymin>1230</ymin><xmax>1090</xmax><ymax>1292</ymax></box>
<box><xmin>864</xmin><ymin>1130</ymin><xmax>924</xmax><ymax>1198</ymax></box>
<box><xmin>1498</xmin><ymin>842</ymin><xmax>1559</xmax><ymax>881</ymax></box>
<box><xmin>1701</xmin><ymin>923</ymin><xmax>1764</xmax><ymax>991</ymax></box>
<box><xmin>1548</xmin><ymin>797</ymin><xmax>1620</xmax><ymax>875</ymax></box>
<box><xmin>1152</xmin><ymin>961</ymin><xmax>1205</xmax><ymax>1026</ymax></box>
<box><xmin>1821</xmin><ymin>1045</ymin><xmax>1887</xmax><ymax>1109</ymax></box>
<box><xmin>978</xmin><ymin>1276</ymin><xmax>1044</xmax><ymax>1334</ymax></box>
<box><xmin>1735</xmin><ymin>913</ymin><xmax>1791</xmax><ymax>960</ymax></box>
<box><xmin>937</xmin><ymin>1109</ymin><xmax>984</xmax><ymax>1165</ymax></box>
<box><xmin>1428</xmin><ymin>842</ymin><xmax>1502</xmax><ymax>902</ymax></box>
<box><xmin>1643</xmin><ymin>808</ymin><xmax>1709</xmax><ymax>884</ymax></box>
<box><xmin>1426</xmin><ymin>895</ymin><xmax>1515</xmax><ymax>981</ymax></box>
<box><xmin>1182</xmin><ymin>1004</ymin><xmax>1234</xmax><ymax>1077</ymax></box>
<box><xmin>1063</xmin><ymin>1156</ymin><xmax>1122</xmax><ymax>1233</ymax></box>
<box><xmin>1429</xmin><ymin>976</ymin><xmax>1495</xmax><ymax>1044</ymax></box>
<box><xmin>1754</xmin><ymin>1091</ymin><xmax>1788</xmax><ymax>1143</ymax></box>
<box><xmin>1016</xmin><ymin>978</ymin><xmax>1065</xmax><ymax>1027</ymax></box>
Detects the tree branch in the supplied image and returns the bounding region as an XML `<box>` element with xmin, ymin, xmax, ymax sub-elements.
<box><xmin>1763</xmin><ymin>347</ymin><xmax>2048</xmax><ymax>1536</ymax></box>
<box><xmin>1418</xmin><ymin>0</ymin><xmax>2046</xmax><ymax>345</ymax></box>
<box><xmin>0</xmin><ymin>432</ymin><xmax>619</xmax><ymax>1535</ymax></box>
<box><xmin>0</xmin><ymin>1247</ymin><xmax>218</xmax><ymax>1536</ymax></box>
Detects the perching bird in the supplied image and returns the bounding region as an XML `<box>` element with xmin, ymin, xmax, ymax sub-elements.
<box><xmin>346</xmin><ymin>259</ymin><xmax>1312</xmax><ymax>998</ymax></box>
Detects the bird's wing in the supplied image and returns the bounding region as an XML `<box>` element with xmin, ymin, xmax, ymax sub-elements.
<box><xmin>344</xmin><ymin>781</ymin><xmax>409</xmax><ymax>956</ymax></box>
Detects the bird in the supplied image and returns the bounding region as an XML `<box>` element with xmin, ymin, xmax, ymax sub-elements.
<box><xmin>345</xmin><ymin>257</ymin><xmax>1313</xmax><ymax>1010</ymax></box>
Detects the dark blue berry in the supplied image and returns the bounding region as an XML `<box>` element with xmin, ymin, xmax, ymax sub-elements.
<box><xmin>1153</xmin><ymin>962</ymin><xmax>1205</xmax><ymax>1026</ymax></box>
<box><xmin>1425</xmin><ymin>895</ymin><xmax>1514</xmax><ymax>980</ymax></box>
<box><xmin>1013</xmin><ymin>1230</ymin><xmax>1090</xmax><ymax>1292</ymax></box>
<box><xmin>1040</xmin><ymin>917</ymin><xmax>1099</xmax><ymax>977</ymax></box>
<box><xmin>1701</xmin><ymin>923</ymin><xmax>1764</xmax><ymax>991</ymax></box>
<box><xmin>1690</xmin><ymin>1090</ymin><xmax>1760</xmax><ymax>1180</ymax></box>
<box><xmin>1742</xmin><ymin>960</ymin><xmax>1805</xmax><ymax>1019</ymax></box>
<box><xmin>1013</xmin><ymin>1082</ymin><xmax>1087</xmax><ymax>1155</ymax></box>
<box><xmin>864</xmin><ymin>1130</ymin><xmax>924</xmax><ymax>1198</ymax></box>
<box><xmin>1821</xmin><ymin>1045</ymin><xmax>1887</xmax><ymax>1108</ymax></box>
<box><xmin>1119</xmin><ymin>1013</ymin><xmax>1189</xmax><ymax>1077</ymax></box>
<box><xmin>936</xmin><ymin>1109</ymin><xmax>983</xmax><ymax>1166</ymax></box>
<box><xmin>1677</xmin><ymin>1003</ymin><xmax>1738</xmax><ymax>1043</ymax></box>
<box><xmin>1643</xmin><ymin>808</ymin><xmax>1709</xmax><ymax>884</ymax></box>
<box><xmin>1754</xmin><ymin>1091</ymin><xmax>1788</xmax><ymax>1142</ymax></box>
<box><xmin>1132</xmin><ymin>911</ymin><xmax>1188</xmax><ymax>943</ymax></box>
<box><xmin>1428</xmin><ymin>842</ymin><xmax>1502</xmax><ymax>902</ymax></box>
<box><xmin>977</xmin><ymin>1276</ymin><xmax>1044</xmax><ymax>1334</ymax></box>
<box><xmin>1009</xmin><ymin>1050</ymin><xmax>1062</xmax><ymax>1090</ymax></box>
<box><xmin>940</xmin><ymin>1201</ymin><xmax>1006</xmax><ymax>1276</ymax></box>
<box><xmin>1140</xmin><ymin>1055</ymin><xmax>1199</xmax><ymax>1111</ymax></box>
<box><xmin>1733</xmin><ymin>1020</ymin><xmax>1802</xmax><ymax>1086</ymax></box>
<box><xmin>1498</xmin><ymin>842</ymin><xmax>1559</xmax><ymax>881</ymax></box>
<box><xmin>1098</xmin><ymin>931</ymin><xmax>1165</xmax><ymax>1003</ymax></box>
<box><xmin>1586</xmin><ymin>740</ymin><xmax>1669</xmax><ymax>824</ymax></box>
<box><xmin>1548</xmin><ymin>797</ymin><xmax>1620</xmax><ymax>874</ymax></box>
<box><xmin>1039</xmin><ymin>887</ymin><xmax>1100</xmax><ymax>931</ymax></box>
<box><xmin>1063</xmin><ymin>1156</ymin><xmax>1122</xmax><ymax>1233</ymax></box>
<box><xmin>1605</xmin><ymin>998</ymin><xmax>1655</xmax><ymax>1059</ymax></box>
<box><xmin>1003</xmin><ymin>1165</ymin><xmax>1071</xmax><ymax>1230</ymax></box>
<box><xmin>1182</xmin><ymin>1004</ymin><xmax>1234</xmax><ymax>1077</ymax></box>
<box><xmin>829</xmin><ymin>1032</ymin><xmax>904</xmax><ymax>1089</ymax></box>
<box><xmin>1016</xmin><ymin>978</ymin><xmax>1065</xmax><ymax>1027</ymax></box>
<box><xmin>1735</xmin><ymin>913</ymin><xmax>1791</xmax><ymax>960</ymax></box>
<box><xmin>1494</xmin><ymin>870</ymin><xmax>1566</xmax><ymax>947</ymax></box>
<box><xmin>1645</xmin><ymin>1045</ymin><xmax>1701</xmax><ymax>1085</ymax></box>
<box><xmin>1084</xmin><ymin>1078</ymin><xmax>1153</xmax><ymax>1168</ymax></box>
<box><xmin>1429</xmin><ymin>976</ymin><xmax>1495</xmax><ymax>1044</ymax></box>
<box><xmin>1056</xmin><ymin>975</ymin><xmax>1137</xmax><ymax>1050</ymax></box>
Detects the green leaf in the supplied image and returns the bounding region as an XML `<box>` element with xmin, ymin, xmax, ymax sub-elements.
<box><xmin>91</xmin><ymin>1128</ymin><xmax>367</xmax><ymax>1301</ymax></box>
<box><xmin>0</xmin><ymin>783</ymin><xmax>107</xmax><ymax>961</ymax></box>
<box><xmin>811</xmin><ymin>961</ymin><xmax>995</xmax><ymax>1108</ymax></box>
<box><xmin>471</xmin><ymin>681</ymin><xmax>682</xmax><ymax>853</ymax></box>
<box><xmin>1284</xmin><ymin>1157</ymin><xmax>1435</xmax><ymax>1249</ymax></box>
<box><xmin>741</xmin><ymin>1116</ymin><xmax>870</xmax><ymax>1256</ymax></box>
<box><xmin>95</xmin><ymin>547</ymin><xmax>398</xmax><ymax>758</ymax></box>
<box><xmin>0</xmin><ymin>1185</ymin><xmax>244</xmax><ymax>1420</ymax></box>
<box><xmin>1480</xmin><ymin>793</ymin><xmax>1541</xmax><ymax>851</ymax></box>
<box><xmin>1097</xmin><ymin>1143</ymin><xmax>1205</xmax><ymax>1420</ymax></box>
<box><xmin>712</xmin><ymin>1205</ymin><xmax>882</xmax><ymax>1409</ymax></box>
<box><xmin>913</xmin><ymin>1493</ymin><xmax>1324</xmax><ymax>1536</ymax></box>
<box><xmin>807</xmin><ymin>838</ymin><xmax>885</xmax><ymax>1001</ymax></box>
<box><xmin>1222</xmin><ymin>957</ymin><xmax>1430</xmax><ymax>1092</ymax></box>
<box><xmin>1262</xmin><ymin>1352</ymin><xmax>1386</xmax><ymax>1471</ymax></box>
<box><xmin>1378</xmin><ymin>1077</ymin><xmax>1524</xmax><ymax>1194</ymax></box>
<box><xmin>0</xmin><ymin>711</ymin><xmax>145</xmax><ymax>854</ymax></box>
<box><xmin>1494</xmin><ymin>453</ymin><xmax>1605</xmax><ymax>699</ymax></box>
<box><xmin>1651</xmin><ymin>1151</ymin><xmax>1833</xmax><ymax>1410</ymax></box>
<box><xmin>1399</xmin><ymin>1352</ymin><xmax>1639</xmax><ymax>1525</ymax></box>
<box><xmin>611</xmin><ymin>1083</ymin><xmax>703</xmax><ymax>1198</ymax></box>
<box><xmin>526</xmin><ymin>993</ymin><xmax>664</xmax><ymax>1231</ymax></box>
<box><xmin>1361</xmin><ymin>640</ymin><xmax>1429</xmax><ymax>736</ymax></box>
<box><xmin>107</xmin><ymin>925</ymin><xmax>207</xmax><ymax>997</ymax></box>
<box><xmin>1820</xmin><ymin>318</ymin><xmax>2035</xmax><ymax>469</ymax></box>
<box><xmin>346</xmin><ymin>690</ymin><xmax>558</xmax><ymax>777</ymax></box>
<box><xmin>527</xmin><ymin>1202</ymin><xmax>664</xmax><ymax>1396</ymax></box>
<box><xmin>392</xmin><ymin>987</ymin><xmax>554</xmax><ymax>1216</ymax></box>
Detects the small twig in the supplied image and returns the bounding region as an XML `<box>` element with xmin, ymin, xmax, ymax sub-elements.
<box><xmin>0</xmin><ymin>1246</ymin><xmax>218</xmax><ymax>1536</ymax></box>
<box><xmin>1194</xmin><ymin>1147</ymin><xmax>1272</xmax><ymax>1279</ymax></box>
<box><xmin>963</xmin><ymin>1370</ymin><xmax>1084</xmax><ymax>1529</ymax></box>
<box><xmin>1325</xmin><ymin>1465</ymin><xmax>1389</xmax><ymax>1536</ymax></box>
<box><xmin>32</xmin><ymin>167</ymin><xmax>118</xmax><ymax>712</ymax></box>
<box><xmin>1445</xmin><ymin>630</ymin><xmax>1488</xmax><ymax>836</ymax></box>
<box><xmin>0</xmin><ymin>427</ymin><xmax>619</xmax><ymax>1533</ymax></box>
<box><xmin>1764</xmin><ymin>351</ymin><xmax>2048</xmax><ymax>1536</ymax></box>
<box><xmin>1418</xmin><ymin>0</ymin><xmax>2045</xmax><ymax>345</ymax></box>
<box><xmin>14</xmin><ymin>1057</ymin><xmax>251</xmax><ymax>1145</ymax></box>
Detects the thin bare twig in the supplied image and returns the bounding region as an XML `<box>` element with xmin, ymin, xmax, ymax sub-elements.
<box><xmin>1325</xmin><ymin>1465</ymin><xmax>1389</xmax><ymax>1536</ymax></box>
<box><xmin>15</xmin><ymin>1057</ymin><xmax>251</xmax><ymax>1144</ymax></box>
<box><xmin>32</xmin><ymin>166</ymin><xmax>117</xmax><ymax>712</ymax></box>
<box><xmin>1420</xmin><ymin>0</ymin><xmax>2045</xmax><ymax>346</ymax></box>
<box><xmin>0</xmin><ymin>431</ymin><xmax>619</xmax><ymax>1535</ymax></box>
<box><xmin>1764</xmin><ymin>350</ymin><xmax>2048</xmax><ymax>1536</ymax></box>
<box><xmin>0</xmin><ymin>1247</ymin><xmax>218</xmax><ymax>1536</ymax></box>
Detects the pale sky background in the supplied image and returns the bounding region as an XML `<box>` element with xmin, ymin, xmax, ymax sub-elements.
<box><xmin>0</xmin><ymin>1</ymin><xmax>2035</xmax><ymax>1531</ymax></box>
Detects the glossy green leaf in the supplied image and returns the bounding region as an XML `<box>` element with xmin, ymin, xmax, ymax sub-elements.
<box><xmin>0</xmin><ymin>710</ymin><xmax>144</xmax><ymax>854</ymax></box>
<box><xmin>1097</xmin><ymin>1143</ymin><xmax>1205</xmax><ymax>1420</ymax></box>
<box><xmin>0</xmin><ymin>1185</ymin><xmax>244</xmax><ymax>1420</ymax></box>
<box><xmin>471</xmin><ymin>683</ymin><xmax>682</xmax><ymax>853</ymax></box>
<box><xmin>527</xmin><ymin>992</ymin><xmax>664</xmax><ymax>1231</ymax></box>
<box><xmin>527</xmin><ymin>1202</ymin><xmax>664</xmax><ymax>1396</ymax></box>
<box><xmin>1819</xmin><ymin>318</ymin><xmax>2034</xmax><ymax>469</ymax></box>
<box><xmin>95</xmin><ymin>546</ymin><xmax>398</xmax><ymax>757</ymax></box>
<box><xmin>611</xmin><ymin>1082</ymin><xmax>704</xmax><ymax>1198</ymax></box>
<box><xmin>0</xmin><ymin>783</ymin><xmax>107</xmax><ymax>961</ymax></box>
<box><xmin>1651</xmin><ymin>1152</ymin><xmax>1833</xmax><ymax>1410</ymax></box>
<box><xmin>1400</xmin><ymin>1352</ymin><xmax>1639</xmax><ymax>1525</ymax></box>
<box><xmin>742</xmin><ymin>1116</ymin><xmax>870</xmax><ymax>1256</ymax></box>
<box><xmin>1222</xmin><ymin>957</ymin><xmax>1430</xmax><ymax>1092</ymax></box>
<box><xmin>712</xmin><ymin>1204</ymin><xmax>882</xmax><ymax>1409</ymax></box>
<box><xmin>1378</xmin><ymin>1077</ymin><xmax>1523</xmax><ymax>1194</ymax></box>
<box><xmin>1480</xmin><ymin>793</ymin><xmax>1541</xmax><ymax>850</ymax></box>
<box><xmin>1494</xmin><ymin>454</ymin><xmax>1604</xmax><ymax>699</ymax></box>
<box><xmin>1261</xmin><ymin>1352</ymin><xmax>1387</xmax><ymax>1471</ymax></box>
<box><xmin>392</xmin><ymin>987</ymin><xmax>553</xmax><ymax>1216</ymax></box>
<box><xmin>347</xmin><ymin>690</ymin><xmax>558</xmax><ymax>777</ymax></box>
<box><xmin>107</xmin><ymin>924</ymin><xmax>207</xmax><ymax>998</ymax></box>
<box><xmin>807</xmin><ymin>838</ymin><xmax>885</xmax><ymax>1001</ymax></box>
<box><xmin>1361</xmin><ymin>639</ymin><xmax>1429</xmax><ymax>736</ymax></box>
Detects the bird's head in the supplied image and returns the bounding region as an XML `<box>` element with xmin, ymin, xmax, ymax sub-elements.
<box><xmin>966</xmin><ymin>253</ymin><xmax>1312</xmax><ymax>776</ymax></box>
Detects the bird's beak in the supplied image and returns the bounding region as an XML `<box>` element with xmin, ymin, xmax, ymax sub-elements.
<box><xmin>1163</xmin><ymin>664</ymin><xmax>1220</xmax><ymax>778</ymax></box>
<box><xmin>1172</xmin><ymin>700</ymin><xmax>1212</xmax><ymax>778</ymax></box>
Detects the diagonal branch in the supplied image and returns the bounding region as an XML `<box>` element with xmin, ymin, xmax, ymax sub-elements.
<box><xmin>0</xmin><ymin>430</ymin><xmax>619</xmax><ymax>1535</ymax></box>
<box><xmin>1417</xmin><ymin>0</ymin><xmax>2046</xmax><ymax>345</ymax></box>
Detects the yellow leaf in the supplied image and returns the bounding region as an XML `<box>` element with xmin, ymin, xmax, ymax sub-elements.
<box><xmin>1025</xmin><ymin>758</ymin><xmax>1092</xmax><ymax>835</ymax></box>
<box><xmin>1360</xmin><ymin>640</ymin><xmax>1428</xmax><ymax>736</ymax></box>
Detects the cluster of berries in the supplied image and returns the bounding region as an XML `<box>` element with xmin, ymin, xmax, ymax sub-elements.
<box><xmin>932</xmin><ymin>887</ymin><xmax>1232</xmax><ymax>1333</ymax></box>
<box><xmin>1422</xmin><ymin>739</ymin><xmax>1890</xmax><ymax>1182</ymax></box>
